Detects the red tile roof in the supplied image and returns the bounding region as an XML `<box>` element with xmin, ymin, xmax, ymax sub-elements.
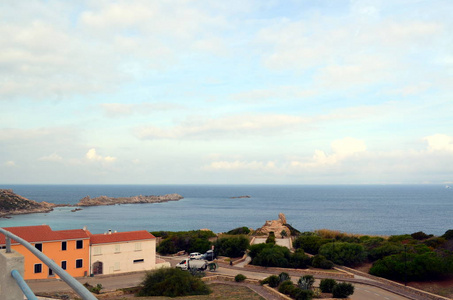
<box><xmin>0</xmin><ymin>225</ymin><xmax>90</xmax><ymax>245</ymax></box>
<box><xmin>90</xmin><ymin>230</ymin><xmax>155</xmax><ymax>245</ymax></box>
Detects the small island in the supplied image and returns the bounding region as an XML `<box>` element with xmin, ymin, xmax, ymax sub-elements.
<box><xmin>230</xmin><ymin>195</ymin><xmax>251</xmax><ymax>199</ymax></box>
<box><xmin>76</xmin><ymin>193</ymin><xmax>184</xmax><ymax>206</ymax></box>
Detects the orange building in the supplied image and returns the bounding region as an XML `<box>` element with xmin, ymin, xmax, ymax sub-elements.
<box><xmin>0</xmin><ymin>225</ymin><xmax>91</xmax><ymax>280</ymax></box>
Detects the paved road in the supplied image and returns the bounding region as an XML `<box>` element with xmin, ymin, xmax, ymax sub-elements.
<box><xmin>28</xmin><ymin>257</ymin><xmax>412</xmax><ymax>300</ymax></box>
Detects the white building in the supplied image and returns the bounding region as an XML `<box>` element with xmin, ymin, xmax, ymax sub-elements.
<box><xmin>90</xmin><ymin>230</ymin><xmax>156</xmax><ymax>275</ymax></box>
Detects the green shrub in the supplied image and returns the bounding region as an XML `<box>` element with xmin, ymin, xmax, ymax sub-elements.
<box><xmin>319</xmin><ymin>278</ymin><xmax>337</xmax><ymax>293</ymax></box>
<box><xmin>367</xmin><ymin>242</ymin><xmax>403</xmax><ymax>261</ymax></box>
<box><xmin>278</xmin><ymin>272</ymin><xmax>291</xmax><ymax>283</ymax></box>
<box><xmin>388</xmin><ymin>234</ymin><xmax>413</xmax><ymax>243</ymax></box>
<box><xmin>297</xmin><ymin>275</ymin><xmax>314</xmax><ymax>290</ymax></box>
<box><xmin>215</xmin><ymin>235</ymin><xmax>250</xmax><ymax>258</ymax></box>
<box><xmin>294</xmin><ymin>288</ymin><xmax>314</xmax><ymax>300</ymax></box>
<box><xmin>227</xmin><ymin>227</ymin><xmax>251</xmax><ymax>235</ymax></box>
<box><xmin>442</xmin><ymin>229</ymin><xmax>453</xmax><ymax>240</ymax></box>
<box><xmin>251</xmin><ymin>244</ymin><xmax>291</xmax><ymax>267</ymax></box>
<box><xmin>267</xmin><ymin>275</ymin><xmax>280</xmax><ymax>288</ymax></box>
<box><xmin>311</xmin><ymin>254</ymin><xmax>333</xmax><ymax>269</ymax></box>
<box><xmin>332</xmin><ymin>282</ymin><xmax>354</xmax><ymax>298</ymax></box>
<box><xmin>290</xmin><ymin>249</ymin><xmax>312</xmax><ymax>269</ymax></box>
<box><xmin>234</xmin><ymin>274</ymin><xmax>247</xmax><ymax>282</ymax></box>
<box><xmin>156</xmin><ymin>230</ymin><xmax>216</xmax><ymax>255</ymax></box>
<box><xmin>278</xmin><ymin>280</ymin><xmax>295</xmax><ymax>294</ymax></box>
<box><xmin>411</xmin><ymin>231</ymin><xmax>433</xmax><ymax>240</ymax></box>
<box><xmin>83</xmin><ymin>282</ymin><xmax>103</xmax><ymax>294</ymax></box>
<box><xmin>138</xmin><ymin>268</ymin><xmax>210</xmax><ymax>297</ymax></box>
<box><xmin>293</xmin><ymin>235</ymin><xmax>323</xmax><ymax>254</ymax></box>
<box><xmin>266</xmin><ymin>232</ymin><xmax>276</xmax><ymax>244</ymax></box>
<box><xmin>319</xmin><ymin>242</ymin><xmax>366</xmax><ymax>266</ymax></box>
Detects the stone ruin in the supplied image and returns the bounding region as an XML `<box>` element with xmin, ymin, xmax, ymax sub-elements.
<box><xmin>254</xmin><ymin>213</ymin><xmax>291</xmax><ymax>238</ymax></box>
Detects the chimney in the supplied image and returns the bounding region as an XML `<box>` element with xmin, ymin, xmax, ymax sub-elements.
<box><xmin>108</xmin><ymin>229</ymin><xmax>112</xmax><ymax>235</ymax></box>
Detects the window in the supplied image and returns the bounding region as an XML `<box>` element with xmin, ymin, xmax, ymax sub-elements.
<box><xmin>76</xmin><ymin>259</ymin><xmax>83</xmax><ymax>269</ymax></box>
<box><xmin>93</xmin><ymin>246</ymin><xmax>102</xmax><ymax>255</ymax></box>
<box><xmin>135</xmin><ymin>242</ymin><xmax>142</xmax><ymax>251</ymax></box>
<box><xmin>61</xmin><ymin>261</ymin><xmax>67</xmax><ymax>270</ymax></box>
<box><xmin>61</xmin><ymin>241</ymin><xmax>67</xmax><ymax>251</ymax></box>
<box><xmin>114</xmin><ymin>244</ymin><xmax>120</xmax><ymax>253</ymax></box>
<box><xmin>48</xmin><ymin>268</ymin><xmax>54</xmax><ymax>276</ymax></box>
<box><xmin>76</xmin><ymin>240</ymin><xmax>83</xmax><ymax>249</ymax></box>
<box><xmin>114</xmin><ymin>262</ymin><xmax>120</xmax><ymax>271</ymax></box>
<box><xmin>133</xmin><ymin>259</ymin><xmax>144</xmax><ymax>263</ymax></box>
<box><xmin>35</xmin><ymin>243</ymin><xmax>42</xmax><ymax>252</ymax></box>
<box><xmin>34</xmin><ymin>264</ymin><xmax>42</xmax><ymax>273</ymax></box>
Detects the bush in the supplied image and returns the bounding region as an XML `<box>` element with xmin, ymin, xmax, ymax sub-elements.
<box><xmin>267</xmin><ymin>275</ymin><xmax>280</xmax><ymax>288</ymax></box>
<box><xmin>251</xmin><ymin>244</ymin><xmax>291</xmax><ymax>267</ymax></box>
<box><xmin>266</xmin><ymin>232</ymin><xmax>276</xmax><ymax>244</ymax></box>
<box><xmin>156</xmin><ymin>230</ymin><xmax>216</xmax><ymax>255</ymax></box>
<box><xmin>294</xmin><ymin>288</ymin><xmax>314</xmax><ymax>300</ymax></box>
<box><xmin>411</xmin><ymin>231</ymin><xmax>433</xmax><ymax>240</ymax></box>
<box><xmin>138</xmin><ymin>268</ymin><xmax>210</xmax><ymax>297</ymax></box>
<box><xmin>311</xmin><ymin>254</ymin><xmax>333</xmax><ymax>269</ymax></box>
<box><xmin>319</xmin><ymin>278</ymin><xmax>337</xmax><ymax>293</ymax></box>
<box><xmin>278</xmin><ymin>280</ymin><xmax>295</xmax><ymax>294</ymax></box>
<box><xmin>442</xmin><ymin>229</ymin><xmax>453</xmax><ymax>240</ymax></box>
<box><xmin>234</xmin><ymin>274</ymin><xmax>247</xmax><ymax>282</ymax></box>
<box><xmin>227</xmin><ymin>227</ymin><xmax>251</xmax><ymax>235</ymax></box>
<box><xmin>278</xmin><ymin>272</ymin><xmax>291</xmax><ymax>283</ymax></box>
<box><xmin>298</xmin><ymin>275</ymin><xmax>314</xmax><ymax>290</ymax></box>
<box><xmin>332</xmin><ymin>282</ymin><xmax>354</xmax><ymax>298</ymax></box>
<box><xmin>83</xmin><ymin>282</ymin><xmax>103</xmax><ymax>294</ymax></box>
<box><xmin>290</xmin><ymin>249</ymin><xmax>312</xmax><ymax>269</ymax></box>
<box><xmin>215</xmin><ymin>235</ymin><xmax>250</xmax><ymax>258</ymax></box>
<box><xmin>293</xmin><ymin>235</ymin><xmax>323</xmax><ymax>254</ymax></box>
<box><xmin>367</xmin><ymin>242</ymin><xmax>403</xmax><ymax>262</ymax></box>
<box><xmin>319</xmin><ymin>242</ymin><xmax>366</xmax><ymax>266</ymax></box>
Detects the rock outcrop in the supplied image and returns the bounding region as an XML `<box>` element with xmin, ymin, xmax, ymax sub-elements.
<box><xmin>0</xmin><ymin>189</ymin><xmax>55</xmax><ymax>217</ymax></box>
<box><xmin>76</xmin><ymin>193</ymin><xmax>184</xmax><ymax>206</ymax></box>
<box><xmin>254</xmin><ymin>213</ymin><xmax>291</xmax><ymax>238</ymax></box>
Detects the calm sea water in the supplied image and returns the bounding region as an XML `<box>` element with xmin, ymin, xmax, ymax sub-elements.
<box><xmin>1</xmin><ymin>185</ymin><xmax>452</xmax><ymax>236</ymax></box>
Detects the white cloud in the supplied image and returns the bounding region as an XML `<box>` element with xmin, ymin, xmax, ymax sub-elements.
<box><xmin>5</xmin><ymin>161</ymin><xmax>16</xmax><ymax>167</ymax></box>
<box><xmin>100</xmin><ymin>102</ymin><xmax>183</xmax><ymax>117</ymax></box>
<box><xmin>137</xmin><ymin>114</ymin><xmax>306</xmax><ymax>140</ymax></box>
<box><xmin>38</xmin><ymin>153</ymin><xmax>63</xmax><ymax>162</ymax></box>
<box><xmin>204</xmin><ymin>160</ymin><xmax>276</xmax><ymax>171</ymax></box>
<box><xmin>424</xmin><ymin>134</ymin><xmax>453</xmax><ymax>152</ymax></box>
<box><xmin>86</xmin><ymin>148</ymin><xmax>117</xmax><ymax>163</ymax></box>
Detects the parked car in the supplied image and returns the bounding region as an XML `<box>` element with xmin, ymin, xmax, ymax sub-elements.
<box><xmin>202</xmin><ymin>250</ymin><xmax>215</xmax><ymax>261</ymax></box>
<box><xmin>189</xmin><ymin>252</ymin><xmax>203</xmax><ymax>259</ymax></box>
<box><xmin>176</xmin><ymin>258</ymin><xmax>208</xmax><ymax>271</ymax></box>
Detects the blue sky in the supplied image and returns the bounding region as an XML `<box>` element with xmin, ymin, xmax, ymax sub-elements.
<box><xmin>1</xmin><ymin>0</ymin><xmax>452</xmax><ymax>184</ymax></box>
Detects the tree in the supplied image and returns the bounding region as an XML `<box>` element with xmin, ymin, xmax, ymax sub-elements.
<box><xmin>293</xmin><ymin>235</ymin><xmax>323</xmax><ymax>254</ymax></box>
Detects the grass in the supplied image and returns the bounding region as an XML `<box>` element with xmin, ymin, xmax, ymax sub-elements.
<box><xmin>101</xmin><ymin>283</ymin><xmax>265</xmax><ymax>300</ymax></box>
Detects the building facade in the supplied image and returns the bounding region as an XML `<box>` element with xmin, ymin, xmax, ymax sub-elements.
<box><xmin>90</xmin><ymin>230</ymin><xmax>156</xmax><ymax>275</ymax></box>
<box><xmin>0</xmin><ymin>226</ymin><xmax>157</xmax><ymax>280</ymax></box>
<box><xmin>0</xmin><ymin>225</ymin><xmax>90</xmax><ymax>280</ymax></box>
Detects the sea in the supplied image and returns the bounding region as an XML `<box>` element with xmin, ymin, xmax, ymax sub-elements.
<box><xmin>1</xmin><ymin>185</ymin><xmax>452</xmax><ymax>236</ymax></box>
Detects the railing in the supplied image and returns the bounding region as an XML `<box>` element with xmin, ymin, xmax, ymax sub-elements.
<box><xmin>0</xmin><ymin>228</ymin><xmax>97</xmax><ymax>300</ymax></box>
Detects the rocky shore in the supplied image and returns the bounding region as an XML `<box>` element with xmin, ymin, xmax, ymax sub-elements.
<box><xmin>76</xmin><ymin>193</ymin><xmax>184</xmax><ymax>206</ymax></box>
<box><xmin>0</xmin><ymin>189</ymin><xmax>55</xmax><ymax>218</ymax></box>
<box><xmin>0</xmin><ymin>189</ymin><xmax>184</xmax><ymax>217</ymax></box>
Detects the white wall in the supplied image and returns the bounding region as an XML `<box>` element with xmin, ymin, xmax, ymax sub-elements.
<box><xmin>91</xmin><ymin>239</ymin><xmax>156</xmax><ymax>275</ymax></box>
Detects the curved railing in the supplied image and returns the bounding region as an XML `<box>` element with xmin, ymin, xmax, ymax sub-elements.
<box><xmin>0</xmin><ymin>228</ymin><xmax>97</xmax><ymax>300</ymax></box>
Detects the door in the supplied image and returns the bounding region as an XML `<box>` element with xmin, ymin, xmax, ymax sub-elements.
<box><xmin>92</xmin><ymin>261</ymin><xmax>103</xmax><ymax>275</ymax></box>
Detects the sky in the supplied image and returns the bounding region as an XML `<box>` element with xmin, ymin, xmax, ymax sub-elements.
<box><xmin>0</xmin><ymin>0</ymin><xmax>452</xmax><ymax>185</ymax></box>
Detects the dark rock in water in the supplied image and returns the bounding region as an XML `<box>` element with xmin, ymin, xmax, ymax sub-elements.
<box><xmin>230</xmin><ymin>195</ymin><xmax>251</xmax><ymax>199</ymax></box>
